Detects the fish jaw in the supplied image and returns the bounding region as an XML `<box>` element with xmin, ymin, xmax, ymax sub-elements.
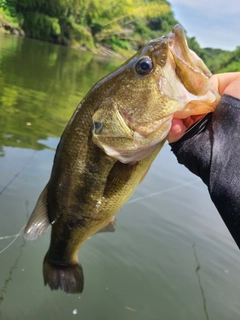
<box><xmin>168</xmin><ymin>24</ymin><xmax>212</xmax><ymax>95</ymax></box>
<box><xmin>95</xmin><ymin>137</ymin><xmax>167</xmax><ymax>164</ymax></box>
<box><xmin>165</xmin><ymin>24</ymin><xmax>221</xmax><ymax>117</ymax></box>
<box><xmin>158</xmin><ymin>53</ymin><xmax>220</xmax><ymax>118</ymax></box>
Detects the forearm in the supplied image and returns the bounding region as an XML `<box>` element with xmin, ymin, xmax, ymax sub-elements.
<box><xmin>169</xmin><ymin>113</ymin><xmax>212</xmax><ymax>185</ymax></box>
<box><xmin>170</xmin><ymin>94</ymin><xmax>240</xmax><ymax>248</ymax></box>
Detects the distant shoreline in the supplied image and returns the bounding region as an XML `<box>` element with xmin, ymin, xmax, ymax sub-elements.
<box><xmin>0</xmin><ymin>22</ymin><xmax>126</xmax><ymax>59</ymax></box>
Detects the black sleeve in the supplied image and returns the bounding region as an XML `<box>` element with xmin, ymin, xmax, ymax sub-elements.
<box><xmin>170</xmin><ymin>94</ymin><xmax>240</xmax><ymax>249</ymax></box>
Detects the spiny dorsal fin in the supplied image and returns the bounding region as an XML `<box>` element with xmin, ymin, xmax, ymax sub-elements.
<box><xmin>24</xmin><ymin>184</ymin><xmax>50</xmax><ymax>240</ymax></box>
<box><xmin>96</xmin><ymin>217</ymin><xmax>116</xmax><ymax>234</ymax></box>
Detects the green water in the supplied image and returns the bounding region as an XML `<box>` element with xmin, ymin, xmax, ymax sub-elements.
<box><xmin>0</xmin><ymin>33</ymin><xmax>240</xmax><ymax>320</ymax></box>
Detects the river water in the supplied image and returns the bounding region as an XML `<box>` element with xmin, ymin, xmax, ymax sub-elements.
<box><xmin>0</xmin><ymin>33</ymin><xmax>240</xmax><ymax>320</ymax></box>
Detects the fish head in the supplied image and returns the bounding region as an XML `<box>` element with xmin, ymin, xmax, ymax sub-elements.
<box><xmin>92</xmin><ymin>24</ymin><xmax>220</xmax><ymax>164</ymax></box>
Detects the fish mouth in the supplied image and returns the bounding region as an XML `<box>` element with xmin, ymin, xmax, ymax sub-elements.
<box><xmin>168</xmin><ymin>24</ymin><xmax>212</xmax><ymax>76</ymax></box>
<box><xmin>167</xmin><ymin>24</ymin><xmax>212</xmax><ymax>96</ymax></box>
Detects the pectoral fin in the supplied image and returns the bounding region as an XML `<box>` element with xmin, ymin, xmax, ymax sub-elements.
<box><xmin>24</xmin><ymin>184</ymin><xmax>50</xmax><ymax>240</ymax></box>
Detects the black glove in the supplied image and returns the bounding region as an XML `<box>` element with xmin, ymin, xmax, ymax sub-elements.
<box><xmin>170</xmin><ymin>94</ymin><xmax>240</xmax><ymax>249</ymax></box>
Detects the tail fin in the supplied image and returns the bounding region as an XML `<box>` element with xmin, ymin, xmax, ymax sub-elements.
<box><xmin>43</xmin><ymin>256</ymin><xmax>84</xmax><ymax>294</ymax></box>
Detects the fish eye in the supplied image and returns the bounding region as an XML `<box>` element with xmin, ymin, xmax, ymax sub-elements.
<box><xmin>135</xmin><ymin>57</ymin><xmax>153</xmax><ymax>76</ymax></box>
<box><xmin>93</xmin><ymin>120</ymin><xmax>103</xmax><ymax>134</ymax></box>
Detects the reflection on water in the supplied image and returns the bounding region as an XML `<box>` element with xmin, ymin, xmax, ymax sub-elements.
<box><xmin>1</xmin><ymin>34</ymin><xmax>240</xmax><ymax>320</ymax></box>
<box><xmin>0</xmin><ymin>33</ymin><xmax>122</xmax><ymax>151</ymax></box>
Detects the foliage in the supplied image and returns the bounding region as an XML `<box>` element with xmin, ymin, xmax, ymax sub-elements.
<box><xmin>0</xmin><ymin>0</ymin><xmax>19</xmax><ymax>29</ymax></box>
<box><xmin>186</xmin><ymin>36</ymin><xmax>240</xmax><ymax>74</ymax></box>
<box><xmin>23</xmin><ymin>13</ymin><xmax>61</xmax><ymax>40</ymax></box>
<box><xmin>0</xmin><ymin>0</ymin><xmax>239</xmax><ymax>71</ymax></box>
<box><xmin>0</xmin><ymin>0</ymin><xmax>170</xmax><ymax>54</ymax></box>
<box><xmin>216</xmin><ymin>47</ymin><xmax>240</xmax><ymax>73</ymax></box>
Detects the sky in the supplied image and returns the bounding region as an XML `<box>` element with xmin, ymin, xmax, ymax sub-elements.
<box><xmin>168</xmin><ymin>0</ymin><xmax>240</xmax><ymax>51</ymax></box>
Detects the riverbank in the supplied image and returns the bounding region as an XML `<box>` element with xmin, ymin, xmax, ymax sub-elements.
<box><xmin>0</xmin><ymin>17</ymin><xmax>125</xmax><ymax>60</ymax></box>
<box><xmin>0</xmin><ymin>0</ymin><xmax>176</xmax><ymax>59</ymax></box>
<box><xmin>0</xmin><ymin>14</ymin><xmax>131</xmax><ymax>59</ymax></box>
<box><xmin>0</xmin><ymin>12</ymin><xmax>23</xmax><ymax>35</ymax></box>
<box><xmin>0</xmin><ymin>4</ymin><xmax>239</xmax><ymax>73</ymax></box>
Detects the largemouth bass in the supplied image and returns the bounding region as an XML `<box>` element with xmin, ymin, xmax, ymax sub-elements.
<box><xmin>24</xmin><ymin>25</ymin><xmax>220</xmax><ymax>294</ymax></box>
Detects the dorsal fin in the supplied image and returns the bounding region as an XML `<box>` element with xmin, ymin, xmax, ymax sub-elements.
<box><xmin>24</xmin><ymin>184</ymin><xmax>50</xmax><ymax>240</ymax></box>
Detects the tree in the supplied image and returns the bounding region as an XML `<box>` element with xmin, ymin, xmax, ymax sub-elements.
<box><xmin>1</xmin><ymin>0</ymin><xmax>170</xmax><ymax>55</ymax></box>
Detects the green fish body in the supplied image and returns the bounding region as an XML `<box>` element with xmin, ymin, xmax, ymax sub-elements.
<box><xmin>24</xmin><ymin>25</ymin><xmax>220</xmax><ymax>294</ymax></box>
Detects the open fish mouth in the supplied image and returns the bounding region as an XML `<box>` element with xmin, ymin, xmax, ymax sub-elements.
<box><xmin>167</xmin><ymin>24</ymin><xmax>213</xmax><ymax>96</ymax></box>
<box><xmin>168</xmin><ymin>25</ymin><xmax>211</xmax><ymax>75</ymax></box>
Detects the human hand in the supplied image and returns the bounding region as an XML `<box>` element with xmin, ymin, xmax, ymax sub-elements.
<box><xmin>167</xmin><ymin>72</ymin><xmax>240</xmax><ymax>143</ymax></box>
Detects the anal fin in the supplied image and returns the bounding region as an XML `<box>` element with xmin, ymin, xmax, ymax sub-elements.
<box><xmin>96</xmin><ymin>216</ymin><xmax>116</xmax><ymax>234</ymax></box>
<box><xmin>138</xmin><ymin>166</ymin><xmax>150</xmax><ymax>185</ymax></box>
<box><xmin>24</xmin><ymin>184</ymin><xmax>50</xmax><ymax>240</ymax></box>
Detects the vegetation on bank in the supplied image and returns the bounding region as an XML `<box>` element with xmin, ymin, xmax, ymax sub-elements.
<box><xmin>0</xmin><ymin>0</ymin><xmax>240</xmax><ymax>72</ymax></box>
<box><xmin>186</xmin><ymin>37</ymin><xmax>240</xmax><ymax>73</ymax></box>
<box><xmin>0</xmin><ymin>0</ymin><xmax>172</xmax><ymax>55</ymax></box>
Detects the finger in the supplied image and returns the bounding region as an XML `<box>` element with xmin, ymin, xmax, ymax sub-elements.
<box><xmin>167</xmin><ymin>119</ymin><xmax>187</xmax><ymax>143</ymax></box>
<box><xmin>183</xmin><ymin>114</ymin><xmax>205</xmax><ymax>128</ymax></box>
